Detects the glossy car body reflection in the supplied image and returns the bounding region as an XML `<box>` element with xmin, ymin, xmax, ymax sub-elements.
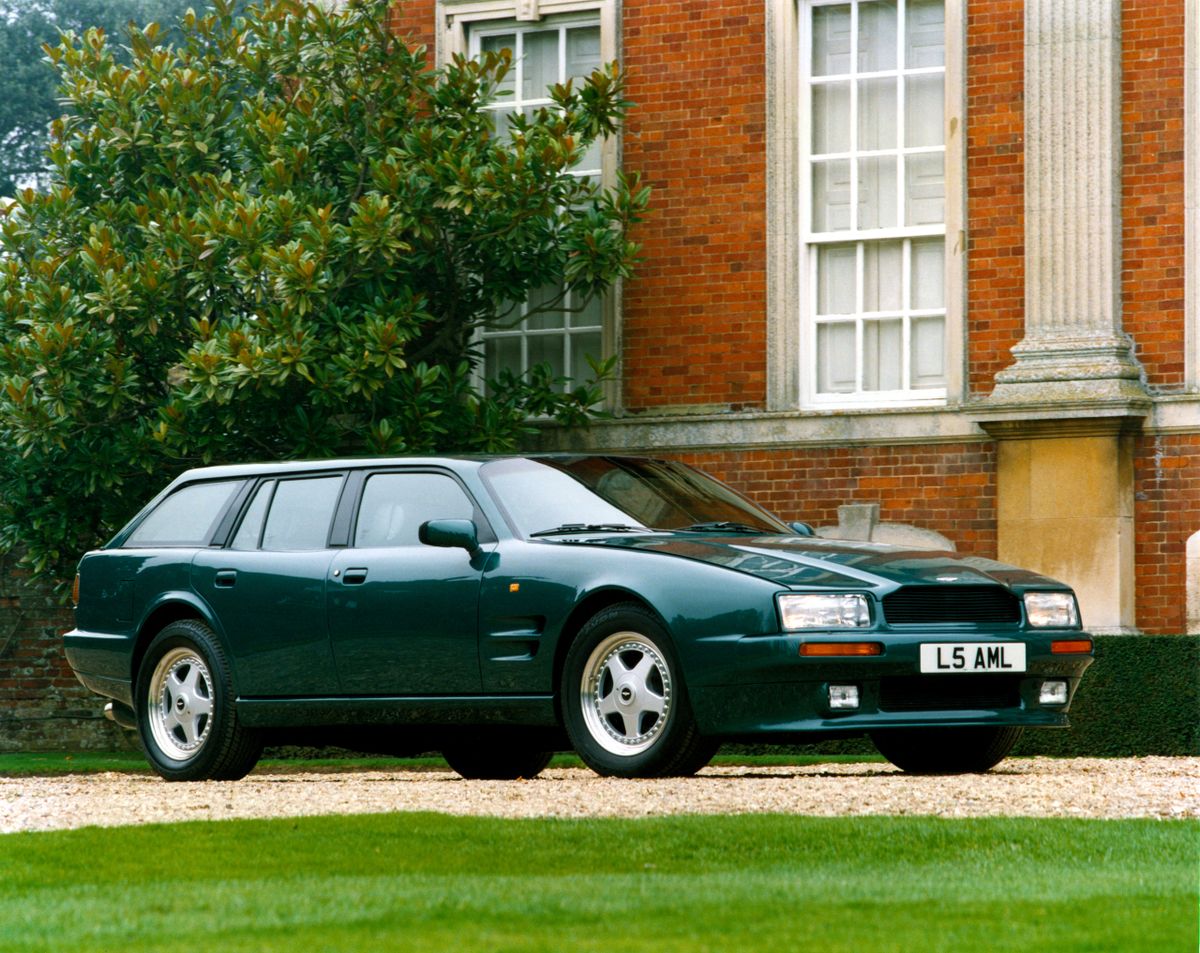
<box><xmin>65</xmin><ymin>455</ymin><xmax>1093</xmax><ymax>781</ymax></box>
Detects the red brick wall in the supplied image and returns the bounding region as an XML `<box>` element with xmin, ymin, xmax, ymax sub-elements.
<box><xmin>676</xmin><ymin>443</ymin><xmax>999</xmax><ymax>557</ymax></box>
<box><xmin>0</xmin><ymin>555</ymin><xmax>129</xmax><ymax>752</ymax></box>
<box><xmin>1134</xmin><ymin>434</ymin><xmax>1200</xmax><ymax>634</ymax></box>
<box><xmin>388</xmin><ymin>0</ymin><xmax>436</xmax><ymax>50</ymax></box>
<box><xmin>965</xmin><ymin>0</ymin><xmax>1024</xmax><ymax>398</ymax></box>
<box><xmin>1122</xmin><ymin>0</ymin><xmax>1187</xmax><ymax>390</ymax></box>
<box><xmin>620</xmin><ymin>3</ymin><xmax>768</xmax><ymax>411</ymax></box>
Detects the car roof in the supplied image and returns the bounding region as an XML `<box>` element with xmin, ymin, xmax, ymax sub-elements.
<box><xmin>172</xmin><ymin>453</ymin><xmax>653</xmax><ymax>483</ymax></box>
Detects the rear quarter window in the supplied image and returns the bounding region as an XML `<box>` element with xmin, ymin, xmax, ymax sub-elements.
<box><xmin>124</xmin><ymin>481</ymin><xmax>242</xmax><ymax>548</ymax></box>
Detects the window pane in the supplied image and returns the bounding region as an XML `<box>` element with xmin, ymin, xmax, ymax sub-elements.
<box><xmin>566</xmin><ymin>26</ymin><xmax>601</xmax><ymax>83</ymax></box>
<box><xmin>521</xmin><ymin>30</ymin><xmax>559</xmax><ymax>100</ymax></box>
<box><xmin>572</xmin><ymin>294</ymin><xmax>603</xmax><ymax>328</ymax></box>
<box><xmin>862</xmin><ymin>318</ymin><xmax>903</xmax><ymax>391</ymax></box>
<box><xmin>126</xmin><ymin>481</ymin><xmax>240</xmax><ymax>547</ymax></box>
<box><xmin>905</xmin><ymin>74</ymin><xmax>944</xmax><ymax>147</ymax></box>
<box><xmin>230</xmin><ymin>481</ymin><xmax>272</xmax><ymax>551</ymax></box>
<box><xmin>911</xmin><ymin>237</ymin><xmax>945</xmax><ymax>310</ymax></box>
<box><xmin>812</xmin><ymin>82</ymin><xmax>851</xmax><ymax>154</ymax></box>
<box><xmin>528</xmin><ymin>334</ymin><xmax>566</xmax><ymax>379</ymax></box>
<box><xmin>858</xmin><ymin>77</ymin><xmax>897</xmax><ymax>151</ymax></box>
<box><xmin>817</xmin><ymin>244</ymin><xmax>857</xmax><ymax>314</ymax></box>
<box><xmin>525</xmin><ymin>283</ymin><xmax>565</xmax><ymax>329</ymax></box>
<box><xmin>576</xmin><ymin>137</ymin><xmax>603</xmax><ymax>172</ymax></box>
<box><xmin>905</xmin><ymin>152</ymin><xmax>945</xmax><ymax>226</ymax></box>
<box><xmin>490</xmin><ymin>110</ymin><xmax>512</xmax><ymax>140</ymax></box>
<box><xmin>486</xmin><ymin>336</ymin><xmax>521</xmax><ymax>377</ymax></box>
<box><xmin>570</xmin><ymin>330</ymin><xmax>602</xmax><ymax>379</ymax></box>
<box><xmin>817</xmin><ymin>322</ymin><xmax>857</xmax><ymax>393</ymax></box>
<box><xmin>813</xmin><ymin>160</ymin><xmax>851</xmax><ymax>231</ymax></box>
<box><xmin>812</xmin><ymin>5</ymin><xmax>852</xmax><ymax>75</ymax></box>
<box><xmin>906</xmin><ymin>0</ymin><xmax>945</xmax><ymax>68</ymax></box>
<box><xmin>481</xmin><ymin>34</ymin><xmax>516</xmax><ymax>96</ymax></box>
<box><xmin>858</xmin><ymin>156</ymin><xmax>898</xmax><ymax>229</ymax></box>
<box><xmin>858</xmin><ymin>0</ymin><xmax>898</xmax><ymax>72</ymax></box>
<box><xmin>863</xmin><ymin>240</ymin><xmax>903</xmax><ymax>312</ymax></box>
<box><xmin>261</xmin><ymin>477</ymin><xmax>342</xmax><ymax>552</ymax></box>
<box><xmin>910</xmin><ymin>316</ymin><xmax>946</xmax><ymax>388</ymax></box>
<box><xmin>355</xmin><ymin>473</ymin><xmax>474</xmax><ymax>548</ymax></box>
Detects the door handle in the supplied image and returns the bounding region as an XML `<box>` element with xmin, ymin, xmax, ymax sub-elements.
<box><xmin>214</xmin><ymin>570</ymin><xmax>238</xmax><ymax>589</ymax></box>
<box><xmin>342</xmin><ymin>568</ymin><xmax>369</xmax><ymax>585</ymax></box>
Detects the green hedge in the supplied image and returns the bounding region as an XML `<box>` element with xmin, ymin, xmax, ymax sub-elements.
<box><xmin>1012</xmin><ymin>634</ymin><xmax>1199</xmax><ymax>757</ymax></box>
<box><xmin>732</xmin><ymin>635</ymin><xmax>1200</xmax><ymax>759</ymax></box>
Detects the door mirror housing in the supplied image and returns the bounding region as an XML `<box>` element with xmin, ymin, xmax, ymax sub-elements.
<box><xmin>419</xmin><ymin>518</ymin><xmax>479</xmax><ymax>552</ymax></box>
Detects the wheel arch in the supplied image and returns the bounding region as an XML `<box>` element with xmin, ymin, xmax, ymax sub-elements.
<box><xmin>130</xmin><ymin>594</ymin><xmax>222</xmax><ymax>686</ymax></box>
<box><xmin>550</xmin><ymin>587</ymin><xmax>666</xmax><ymax>721</ymax></box>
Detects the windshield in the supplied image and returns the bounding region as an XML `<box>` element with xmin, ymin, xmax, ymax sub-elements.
<box><xmin>479</xmin><ymin>457</ymin><xmax>792</xmax><ymax>537</ymax></box>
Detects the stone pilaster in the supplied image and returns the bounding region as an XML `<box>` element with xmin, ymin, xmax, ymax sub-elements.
<box><xmin>971</xmin><ymin>0</ymin><xmax>1147</xmax><ymax>634</ymax></box>
<box><xmin>982</xmin><ymin>0</ymin><xmax>1148</xmax><ymax>414</ymax></box>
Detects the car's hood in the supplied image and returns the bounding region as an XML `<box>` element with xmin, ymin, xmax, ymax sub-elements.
<box><xmin>576</xmin><ymin>533</ymin><xmax>1064</xmax><ymax>590</ymax></box>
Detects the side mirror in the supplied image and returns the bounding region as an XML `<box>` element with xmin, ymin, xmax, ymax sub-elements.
<box><xmin>419</xmin><ymin>519</ymin><xmax>479</xmax><ymax>552</ymax></box>
<box><xmin>789</xmin><ymin>521</ymin><xmax>815</xmax><ymax>537</ymax></box>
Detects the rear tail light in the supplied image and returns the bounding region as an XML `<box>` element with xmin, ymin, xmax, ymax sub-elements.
<box><xmin>71</xmin><ymin>574</ymin><xmax>80</xmax><ymax>606</ymax></box>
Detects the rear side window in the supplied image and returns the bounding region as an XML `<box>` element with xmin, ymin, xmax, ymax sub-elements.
<box><xmin>125</xmin><ymin>481</ymin><xmax>241</xmax><ymax>548</ymax></box>
<box><xmin>354</xmin><ymin>473</ymin><xmax>475</xmax><ymax>548</ymax></box>
<box><xmin>260</xmin><ymin>476</ymin><xmax>343</xmax><ymax>551</ymax></box>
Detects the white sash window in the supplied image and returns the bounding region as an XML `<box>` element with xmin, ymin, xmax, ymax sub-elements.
<box><xmin>802</xmin><ymin>0</ymin><xmax>948</xmax><ymax>406</ymax></box>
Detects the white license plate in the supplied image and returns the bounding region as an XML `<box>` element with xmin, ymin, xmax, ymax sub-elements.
<box><xmin>919</xmin><ymin>642</ymin><xmax>1026</xmax><ymax>674</ymax></box>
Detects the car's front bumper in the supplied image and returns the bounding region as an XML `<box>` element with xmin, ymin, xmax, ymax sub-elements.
<box><xmin>687</xmin><ymin>630</ymin><xmax>1093</xmax><ymax>738</ymax></box>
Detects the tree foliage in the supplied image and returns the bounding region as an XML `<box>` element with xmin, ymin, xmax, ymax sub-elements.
<box><xmin>0</xmin><ymin>0</ymin><xmax>647</xmax><ymax>580</ymax></box>
<box><xmin>0</xmin><ymin>0</ymin><xmax>201</xmax><ymax>194</ymax></box>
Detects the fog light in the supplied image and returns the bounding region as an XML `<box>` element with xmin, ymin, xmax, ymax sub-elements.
<box><xmin>1039</xmin><ymin>680</ymin><xmax>1069</xmax><ymax>705</ymax></box>
<box><xmin>828</xmin><ymin>684</ymin><xmax>860</xmax><ymax>710</ymax></box>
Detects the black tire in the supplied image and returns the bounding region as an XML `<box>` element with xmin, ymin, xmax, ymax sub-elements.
<box><xmin>562</xmin><ymin>602</ymin><xmax>717</xmax><ymax>778</ymax></box>
<box><xmin>442</xmin><ymin>739</ymin><xmax>554</xmax><ymax>780</ymax></box>
<box><xmin>135</xmin><ymin>619</ymin><xmax>262</xmax><ymax>782</ymax></box>
<box><xmin>870</xmin><ymin>725</ymin><xmax>1024</xmax><ymax>774</ymax></box>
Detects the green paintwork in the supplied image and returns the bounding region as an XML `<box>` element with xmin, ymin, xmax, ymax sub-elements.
<box><xmin>64</xmin><ymin>455</ymin><xmax>1093</xmax><ymax>742</ymax></box>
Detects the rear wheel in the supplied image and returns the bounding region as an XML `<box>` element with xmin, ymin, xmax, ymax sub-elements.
<box><xmin>563</xmin><ymin>603</ymin><xmax>717</xmax><ymax>778</ymax></box>
<box><xmin>135</xmin><ymin>619</ymin><xmax>262</xmax><ymax>782</ymax></box>
<box><xmin>870</xmin><ymin>725</ymin><xmax>1024</xmax><ymax>774</ymax></box>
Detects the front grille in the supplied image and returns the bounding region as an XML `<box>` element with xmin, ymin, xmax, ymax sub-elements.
<box><xmin>879</xmin><ymin>675</ymin><xmax>1023</xmax><ymax>712</ymax></box>
<box><xmin>882</xmin><ymin>585</ymin><xmax>1021</xmax><ymax>625</ymax></box>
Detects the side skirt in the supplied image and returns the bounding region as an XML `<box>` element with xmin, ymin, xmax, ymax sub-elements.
<box><xmin>236</xmin><ymin>694</ymin><xmax>558</xmax><ymax>729</ymax></box>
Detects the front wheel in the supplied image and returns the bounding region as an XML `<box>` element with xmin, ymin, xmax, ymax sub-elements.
<box><xmin>135</xmin><ymin>619</ymin><xmax>262</xmax><ymax>782</ymax></box>
<box><xmin>870</xmin><ymin>725</ymin><xmax>1024</xmax><ymax>774</ymax></box>
<box><xmin>563</xmin><ymin>603</ymin><xmax>717</xmax><ymax>778</ymax></box>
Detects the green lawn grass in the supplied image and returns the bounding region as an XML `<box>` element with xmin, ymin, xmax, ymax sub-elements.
<box><xmin>0</xmin><ymin>813</ymin><xmax>1194</xmax><ymax>952</ymax></box>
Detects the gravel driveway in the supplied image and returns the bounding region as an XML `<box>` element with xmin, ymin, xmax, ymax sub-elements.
<box><xmin>2</xmin><ymin>756</ymin><xmax>1196</xmax><ymax>833</ymax></box>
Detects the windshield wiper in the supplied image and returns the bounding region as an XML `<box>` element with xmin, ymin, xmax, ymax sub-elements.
<box><xmin>676</xmin><ymin>521</ymin><xmax>778</xmax><ymax>534</ymax></box>
<box><xmin>529</xmin><ymin>523</ymin><xmax>647</xmax><ymax>537</ymax></box>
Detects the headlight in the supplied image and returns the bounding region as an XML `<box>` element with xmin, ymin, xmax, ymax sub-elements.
<box><xmin>1024</xmin><ymin>591</ymin><xmax>1080</xmax><ymax>628</ymax></box>
<box><xmin>778</xmin><ymin>593</ymin><xmax>871</xmax><ymax>630</ymax></box>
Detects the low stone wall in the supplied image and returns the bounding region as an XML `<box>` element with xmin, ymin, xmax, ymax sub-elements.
<box><xmin>0</xmin><ymin>555</ymin><xmax>130</xmax><ymax>752</ymax></box>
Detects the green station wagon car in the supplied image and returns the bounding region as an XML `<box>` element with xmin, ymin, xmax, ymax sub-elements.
<box><xmin>65</xmin><ymin>455</ymin><xmax>1093</xmax><ymax>781</ymax></box>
